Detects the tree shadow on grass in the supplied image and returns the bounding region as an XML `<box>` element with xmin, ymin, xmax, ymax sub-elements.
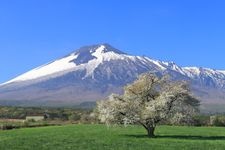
<box><xmin>123</xmin><ymin>134</ymin><xmax>225</xmax><ymax>140</ymax></box>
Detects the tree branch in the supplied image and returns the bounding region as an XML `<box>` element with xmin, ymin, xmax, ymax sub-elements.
<box><xmin>137</xmin><ymin>121</ymin><xmax>148</xmax><ymax>130</ymax></box>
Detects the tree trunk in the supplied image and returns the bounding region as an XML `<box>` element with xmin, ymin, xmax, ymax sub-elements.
<box><xmin>147</xmin><ymin>126</ymin><xmax>155</xmax><ymax>138</ymax></box>
<box><xmin>139</xmin><ymin>122</ymin><xmax>156</xmax><ymax>138</ymax></box>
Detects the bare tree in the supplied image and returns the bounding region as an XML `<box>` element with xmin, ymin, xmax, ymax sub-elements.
<box><xmin>96</xmin><ymin>73</ymin><xmax>200</xmax><ymax>137</ymax></box>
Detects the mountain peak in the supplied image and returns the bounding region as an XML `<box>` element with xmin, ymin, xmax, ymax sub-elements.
<box><xmin>73</xmin><ymin>43</ymin><xmax>126</xmax><ymax>56</ymax></box>
<box><xmin>70</xmin><ymin>43</ymin><xmax>126</xmax><ymax>66</ymax></box>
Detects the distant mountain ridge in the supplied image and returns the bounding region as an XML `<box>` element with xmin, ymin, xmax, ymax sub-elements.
<box><xmin>0</xmin><ymin>44</ymin><xmax>225</xmax><ymax>106</ymax></box>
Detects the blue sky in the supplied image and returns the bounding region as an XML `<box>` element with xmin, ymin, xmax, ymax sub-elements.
<box><xmin>0</xmin><ymin>0</ymin><xmax>225</xmax><ymax>83</ymax></box>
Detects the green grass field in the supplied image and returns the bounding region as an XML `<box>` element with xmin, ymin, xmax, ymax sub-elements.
<box><xmin>0</xmin><ymin>124</ymin><xmax>225</xmax><ymax>150</ymax></box>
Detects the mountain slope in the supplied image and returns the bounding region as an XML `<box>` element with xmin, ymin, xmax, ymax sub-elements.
<box><xmin>0</xmin><ymin>44</ymin><xmax>225</xmax><ymax>106</ymax></box>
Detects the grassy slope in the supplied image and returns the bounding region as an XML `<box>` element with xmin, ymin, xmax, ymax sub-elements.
<box><xmin>0</xmin><ymin>125</ymin><xmax>225</xmax><ymax>150</ymax></box>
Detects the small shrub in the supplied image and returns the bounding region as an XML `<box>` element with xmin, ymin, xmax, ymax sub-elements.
<box><xmin>210</xmin><ymin>115</ymin><xmax>225</xmax><ymax>126</ymax></box>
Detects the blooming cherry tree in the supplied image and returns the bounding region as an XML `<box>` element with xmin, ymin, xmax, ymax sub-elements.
<box><xmin>96</xmin><ymin>73</ymin><xmax>199</xmax><ymax>137</ymax></box>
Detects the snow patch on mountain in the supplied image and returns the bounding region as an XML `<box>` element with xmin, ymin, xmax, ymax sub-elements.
<box><xmin>143</xmin><ymin>57</ymin><xmax>166</xmax><ymax>70</ymax></box>
<box><xmin>183</xmin><ymin>67</ymin><xmax>201</xmax><ymax>77</ymax></box>
<box><xmin>165</xmin><ymin>62</ymin><xmax>187</xmax><ymax>75</ymax></box>
<box><xmin>2</xmin><ymin>54</ymin><xmax>78</xmax><ymax>85</ymax></box>
<box><xmin>218</xmin><ymin>70</ymin><xmax>225</xmax><ymax>75</ymax></box>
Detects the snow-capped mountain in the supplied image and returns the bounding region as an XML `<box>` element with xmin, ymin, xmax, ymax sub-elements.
<box><xmin>1</xmin><ymin>44</ymin><xmax>167</xmax><ymax>85</ymax></box>
<box><xmin>0</xmin><ymin>44</ymin><xmax>225</xmax><ymax>106</ymax></box>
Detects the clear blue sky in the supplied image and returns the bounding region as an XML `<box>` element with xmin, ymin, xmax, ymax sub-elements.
<box><xmin>1</xmin><ymin>0</ymin><xmax>225</xmax><ymax>83</ymax></box>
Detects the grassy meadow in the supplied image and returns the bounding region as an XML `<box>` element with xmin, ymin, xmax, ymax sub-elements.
<box><xmin>0</xmin><ymin>124</ymin><xmax>225</xmax><ymax>150</ymax></box>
